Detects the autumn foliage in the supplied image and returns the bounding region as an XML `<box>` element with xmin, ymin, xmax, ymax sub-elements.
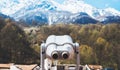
<box><xmin>28</xmin><ymin>23</ymin><xmax>120</xmax><ymax>69</ymax></box>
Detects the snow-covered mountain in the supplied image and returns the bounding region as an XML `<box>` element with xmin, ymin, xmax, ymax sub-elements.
<box><xmin>54</xmin><ymin>0</ymin><xmax>120</xmax><ymax>21</ymax></box>
<box><xmin>0</xmin><ymin>13</ymin><xmax>10</xmax><ymax>19</ymax></box>
<box><xmin>0</xmin><ymin>0</ymin><xmax>120</xmax><ymax>25</ymax></box>
<box><xmin>0</xmin><ymin>0</ymin><xmax>41</xmax><ymax>15</ymax></box>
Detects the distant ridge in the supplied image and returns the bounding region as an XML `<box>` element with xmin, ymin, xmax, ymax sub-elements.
<box><xmin>0</xmin><ymin>0</ymin><xmax>120</xmax><ymax>25</ymax></box>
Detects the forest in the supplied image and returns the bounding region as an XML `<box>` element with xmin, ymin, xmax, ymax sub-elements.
<box><xmin>0</xmin><ymin>17</ymin><xmax>40</xmax><ymax>64</ymax></box>
<box><xmin>29</xmin><ymin>23</ymin><xmax>120</xmax><ymax>70</ymax></box>
<box><xmin>0</xmin><ymin>17</ymin><xmax>120</xmax><ymax>70</ymax></box>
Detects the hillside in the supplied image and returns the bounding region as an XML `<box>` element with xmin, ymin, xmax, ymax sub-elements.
<box><xmin>0</xmin><ymin>18</ymin><xmax>39</xmax><ymax>64</ymax></box>
<box><xmin>27</xmin><ymin>23</ymin><xmax>120</xmax><ymax>70</ymax></box>
<box><xmin>0</xmin><ymin>16</ymin><xmax>120</xmax><ymax>69</ymax></box>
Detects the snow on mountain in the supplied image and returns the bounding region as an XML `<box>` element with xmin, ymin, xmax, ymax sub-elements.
<box><xmin>102</xmin><ymin>16</ymin><xmax>120</xmax><ymax>23</ymax></box>
<box><xmin>53</xmin><ymin>0</ymin><xmax>120</xmax><ymax>21</ymax></box>
<box><xmin>51</xmin><ymin>0</ymin><xmax>97</xmax><ymax>18</ymax></box>
<box><xmin>11</xmin><ymin>0</ymin><xmax>57</xmax><ymax>20</ymax></box>
<box><xmin>0</xmin><ymin>0</ymin><xmax>120</xmax><ymax>25</ymax></box>
<box><xmin>104</xmin><ymin>7</ymin><xmax>120</xmax><ymax>16</ymax></box>
<box><xmin>0</xmin><ymin>13</ymin><xmax>11</xmax><ymax>19</ymax></box>
<box><xmin>60</xmin><ymin>0</ymin><xmax>95</xmax><ymax>14</ymax></box>
<box><xmin>0</xmin><ymin>0</ymin><xmax>40</xmax><ymax>15</ymax></box>
<box><xmin>8</xmin><ymin>0</ymin><xmax>59</xmax><ymax>25</ymax></box>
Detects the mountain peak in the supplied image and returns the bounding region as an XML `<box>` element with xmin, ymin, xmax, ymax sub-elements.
<box><xmin>53</xmin><ymin>0</ymin><xmax>95</xmax><ymax>14</ymax></box>
<box><xmin>0</xmin><ymin>0</ymin><xmax>120</xmax><ymax>25</ymax></box>
<box><xmin>104</xmin><ymin>7</ymin><xmax>120</xmax><ymax>16</ymax></box>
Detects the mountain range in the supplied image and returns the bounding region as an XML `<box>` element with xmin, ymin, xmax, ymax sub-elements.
<box><xmin>0</xmin><ymin>0</ymin><xmax>120</xmax><ymax>25</ymax></box>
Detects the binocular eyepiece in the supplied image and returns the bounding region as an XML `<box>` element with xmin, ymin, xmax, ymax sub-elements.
<box><xmin>62</xmin><ymin>52</ymin><xmax>69</xmax><ymax>59</ymax></box>
<box><xmin>51</xmin><ymin>51</ymin><xmax>69</xmax><ymax>60</ymax></box>
<box><xmin>51</xmin><ymin>51</ymin><xmax>59</xmax><ymax>59</ymax></box>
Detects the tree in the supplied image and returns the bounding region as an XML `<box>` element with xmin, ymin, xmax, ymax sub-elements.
<box><xmin>80</xmin><ymin>45</ymin><xmax>96</xmax><ymax>64</ymax></box>
<box><xmin>0</xmin><ymin>17</ymin><xmax>6</xmax><ymax>30</ymax></box>
<box><xmin>0</xmin><ymin>22</ymin><xmax>39</xmax><ymax>64</ymax></box>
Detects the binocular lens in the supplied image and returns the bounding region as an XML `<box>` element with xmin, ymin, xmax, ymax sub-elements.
<box><xmin>62</xmin><ymin>52</ymin><xmax>69</xmax><ymax>59</ymax></box>
<box><xmin>52</xmin><ymin>52</ymin><xmax>58</xmax><ymax>59</ymax></box>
